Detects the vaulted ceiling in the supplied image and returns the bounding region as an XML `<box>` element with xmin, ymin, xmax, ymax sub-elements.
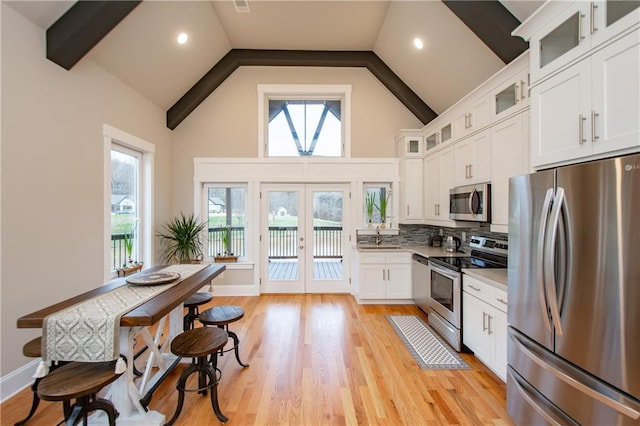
<box><xmin>6</xmin><ymin>0</ymin><xmax>543</xmax><ymax>129</ymax></box>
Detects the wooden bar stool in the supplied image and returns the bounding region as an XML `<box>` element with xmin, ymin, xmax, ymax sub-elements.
<box><xmin>37</xmin><ymin>361</ymin><xmax>122</xmax><ymax>426</ymax></box>
<box><xmin>15</xmin><ymin>337</ymin><xmax>69</xmax><ymax>426</ymax></box>
<box><xmin>199</xmin><ymin>305</ymin><xmax>250</xmax><ymax>368</ymax></box>
<box><xmin>183</xmin><ymin>292</ymin><xmax>213</xmax><ymax>331</ymax></box>
<box><xmin>165</xmin><ymin>327</ymin><xmax>229</xmax><ymax>425</ymax></box>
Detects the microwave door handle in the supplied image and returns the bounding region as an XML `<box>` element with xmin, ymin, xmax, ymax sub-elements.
<box><xmin>537</xmin><ymin>188</ymin><xmax>554</xmax><ymax>332</ymax></box>
<box><xmin>544</xmin><ymin>187</ymin><xmax>565</xmax><ymax>336</ymax></box>
<box><xmin>468</xmin><ymin>189</ymin><xmax>477</xmax><ymax>216</ymax></box>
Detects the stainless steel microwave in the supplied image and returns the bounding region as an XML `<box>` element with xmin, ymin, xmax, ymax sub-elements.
<box><xmin>449</xmin><ymin>183</ymin><xmax>490</xmax><ymax>222</ymax></box>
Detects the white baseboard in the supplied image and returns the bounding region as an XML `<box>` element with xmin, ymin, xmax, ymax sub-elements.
<box><xmin>211</xmin><ymin>284</ymin><xmax>259</xmax><ymax>296</ymax></box>
<box><xmin>0</xmin><ymin>358</ymin><xmax>37</xmax><ymax>403</ymax></box>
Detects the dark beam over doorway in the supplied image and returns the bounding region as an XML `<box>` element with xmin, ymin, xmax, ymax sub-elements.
<box><xmin>443</xmin><ymin>0</ymin><xmax>528</xmax><ymax>64</ymax></box>
<box><xmin>167</xmin><ymin>49</ymin><xmax>438</xmax><ymax>130</ymax></box>
<box><xmin>46</xmin><ymin>1</ymin><xmax>141</xmax><ymax>70</ymax></box>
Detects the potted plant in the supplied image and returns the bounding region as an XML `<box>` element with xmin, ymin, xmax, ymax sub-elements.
<box><xmin>215</xmin><ymin>226</ymin><xmax>238</xmax><ymax>262</ymax></box>
<box><xmin>376</xmin><ymin>192</ymin><xmax>391</xmax><ymax>228</ymax></box>
<box><xmin>157</xmin><ymin>212</ymin><xmax>207</xmax><ymax>264</ymax></box>
<box><xmin>365</xmin><ymin>193</ymin><xmax>377</xmax><ymax>228</ymax></box>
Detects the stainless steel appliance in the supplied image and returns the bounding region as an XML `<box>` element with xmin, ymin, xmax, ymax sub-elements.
<box><xmin>412</xmin><ymin>254</ymin><xmax>429</xmax><ymax>313</ymax></box>
<box><xmin>449</xmin><ymin>183</ymin><xmax>490</xmax><ymax>222</ymax></box>
<box><xmin>444</xmin><ymin>236</ymin><xmax>461</xmax><ymax>252</ymax></box>
<box><xmin>507</xmin><ymin>153</ymin><xmax>640</xmax><ymax>425</ymax></box>
<box><xmin>426</xmin><ymin>236</ymin><xmax>508</xmax><ymax>351</ymax></box>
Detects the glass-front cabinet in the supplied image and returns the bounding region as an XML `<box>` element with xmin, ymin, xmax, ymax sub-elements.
<box><xmin>424</xmin><ymin>120</ymin><xmax>454</xmax><ymax>153</ymax></box>
<box><xmin>395</xmin><ymin>131</ymin><xmax>423</xmax><ymax>157</ymax></box>
<box><xmin>491</xmin><ymin>66</ymin><xmax>529</xmax><ymax>121</ymax></box>
<box><xmin>528</xmin><ymin>0</ymin><xmax>639</xmax><ymax>83</ymax></box>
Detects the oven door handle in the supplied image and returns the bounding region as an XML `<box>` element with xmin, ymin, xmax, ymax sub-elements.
<box><xmin>428</xmin><ymin>262</ymin><xmax>459</xmax><ymax>280</ymax></box>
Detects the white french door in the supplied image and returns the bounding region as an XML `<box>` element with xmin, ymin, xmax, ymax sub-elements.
<box><xmin>261</xmin><ymin>183</ymin><xmax>349</xmax><ymax>293</ymax></box>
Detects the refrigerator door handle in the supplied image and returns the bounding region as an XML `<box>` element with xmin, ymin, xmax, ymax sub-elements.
<box><xmin>545</xmin><ymin>187</ymin><xmax>565</xmax><ymax>336</ymax></box>
<box><xmin>507</xmin><ymin>368</ymin><xmax>571</xmax><ymax>426</ymax></box>
<box><xmin>513</xmin><ymin>333</ymin><xmax>640</xmax><ymax>420</ymax></box>
<box><xmin>537</xmin><ymin>188</ymin><xmax>554</xmax><ymax>332</ymax></box>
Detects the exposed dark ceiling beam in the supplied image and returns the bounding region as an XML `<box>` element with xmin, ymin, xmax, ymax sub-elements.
<box><xmin>443</xmin><ymin>0</ymin><xmax>528</xmax><ymax>64</ymax></box>
<box><xmin>167</xmin><ymin>49</ymin><xmax>437</xmax><ymax>130</ymax></box>
<box><xmin>46</xmin><ymin>1</ymin><xmax>141</xmax><ymax>70</ymax></box>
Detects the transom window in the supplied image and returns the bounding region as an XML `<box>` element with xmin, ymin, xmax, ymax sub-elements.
<box><xmin>268</xmin><ymin>99</ymin><xmax>341</xmax><ymax>157</ymax></box>
<box><xmin>258</xmin><ymin>84</ymin><xmax>351</xmax><ymax>158</ymax></box>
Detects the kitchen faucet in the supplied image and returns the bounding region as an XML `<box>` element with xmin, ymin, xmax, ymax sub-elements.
<box><xmin>375</xmin><ymin>226</ymin><xmax>382</xmax><ymax>245</ymax></box>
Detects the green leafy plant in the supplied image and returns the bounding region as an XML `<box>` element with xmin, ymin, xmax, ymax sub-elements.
<box><xmin>219</xmin><ymin>226</ymin><xmax>234</xmax><ymax>256</ymax></box>
<box><xmin>365</xmin><ymin>193</ymin><xmax>377</xmax><ymax>222</ymax></box>
<box><xmin>122</xmin><ymin>222</ymin><xmax>138</xmax><ymax>265</ymax></box>
<box><xmin>376</xmin><ymin>191</ymin><xmax>391</xmax><ymax>223</ymax></box>
<box><xmin>157</xmin><ymin>212</ymin><xmax>207</xmax><ymax>264</ymax></box>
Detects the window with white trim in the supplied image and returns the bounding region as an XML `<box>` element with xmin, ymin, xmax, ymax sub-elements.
<box><xmin>258</xmin><ymin>85</ymin><xmax>351</xmax><ymax>158</ymax></box>
<box><xmin>205</xmin><ymin>184</ymin><xmax>247</xmax><ymax>259</ymax></box>
<box><xmin>104</xmin><ymin>125</ymin><xmax>154</xmax><ymax>281</ymax></box>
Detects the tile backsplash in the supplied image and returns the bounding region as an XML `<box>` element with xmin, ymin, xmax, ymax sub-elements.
<box><xmin>357</xmin><ymin>224</ymin><xmax>507</xmax><ymax>253</ymax></box>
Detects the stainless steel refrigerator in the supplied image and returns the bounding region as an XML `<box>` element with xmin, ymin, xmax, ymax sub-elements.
<box><xmin>507</xmin><ymin>153</ymin><xmax>640</xmax><ymax>425</ymax></box>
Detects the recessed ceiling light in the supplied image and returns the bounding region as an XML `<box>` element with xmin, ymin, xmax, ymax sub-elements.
<box><xmin>177</xmin><ymin>33</ymin><xmax>188</xmax><ymax>45</ymax></box>
<box><xmin>413</xmin><ymin>38</ymin><xmax>424</xmax><ymax>49</ymax></box>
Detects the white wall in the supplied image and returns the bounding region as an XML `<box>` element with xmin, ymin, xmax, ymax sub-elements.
<box><xmin>170</xmin><ymin>66</ymin><xmax>423</xmax><ymax>213</ymax></box>
<box><xmin>0</xmin><ymin>3</ymin><xmax>173</xmax><ymax>385</ymax></box>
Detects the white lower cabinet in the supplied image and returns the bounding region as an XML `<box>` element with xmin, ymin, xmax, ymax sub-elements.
<box><xmin>357</xmin><ymin>251</ymin><xmax>412</xmax><ymax>300</ymax></box>
<box><xmin>462</xmin><ymin>275</ymin><xmax>508</xmax><ymax>381</ymax></box>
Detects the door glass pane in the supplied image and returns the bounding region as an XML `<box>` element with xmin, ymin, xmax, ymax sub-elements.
<box><xmin>540</xmin><ymin>13</ymin><xmax>580</xmax><ymax>68</ymax></box>
<box><xmin>606</xmin><ymin>0</ymin><xmax>639</xmax><ymax>26</ymax></box>
<box><xmin>267</xmin><ymin>191</ymin><xmax>299</xmax><ymax>280</ymax></box>
<box><xmin>312</xmin><ymin>191</ymin><xmax>344</xmax><ymax>280</ymax></box>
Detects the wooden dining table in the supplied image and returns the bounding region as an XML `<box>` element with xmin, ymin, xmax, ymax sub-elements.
<box><xmin>17</xmin><ymin>263</ymin><xmax>226</xmax><ymax>425</ymax></box>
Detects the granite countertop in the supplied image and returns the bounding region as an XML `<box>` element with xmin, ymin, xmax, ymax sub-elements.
<box><xmin>356</xmin><ymin>243</ymin><xmax>468</xmax><ymax>258</ymax></box>
<box><xmin>462</xmin><ymin>268</ymin><xmax>508</xmax><ymax>289</ymax></box>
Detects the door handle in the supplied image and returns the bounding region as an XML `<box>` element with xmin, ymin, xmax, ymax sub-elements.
<box><xmin>544</xmin><ymin>187</ymin><xmax>565</xmax><ymax>335</ymax></box>
<box><xmin>590</xmin><ymin>2</ymin><xmax>598</xmax><ymax>34</ymax></box>
<box><xmin>537</xmin><ymin>189</ymin><xmax>554</xmax><ymax>332</ymax></box>
<box><xmin>487</xmin><ymin>315</ymin><xmax>492</xmax><ymax>335</ymax></box>
<box><xmin>515</xmin><ymin>83</ymin><xmax>520</xmax><ymax>102</ymax></box>
<box><xmin>513</xmin><ymin>333</ymin><xmax>640</xmax><ymax>420</ymax></box>
<box><xmin>591</xmin><ymin>110</ymin><xmax>599</xmax><ymax>142</ymax></box>
<box><xmin>520</xmin><ymin>80</ymin><xmax>526</xmax><ymax>99</ymax></box>
<box><xmin>482</xmin><ymin>312</ymin><xmax>487</xmax><ymax>332</ymax></box>
<box><xmin>578</xmin><ymin>114</ymin><xmax>587</xmax><ymax>144</ymax></box>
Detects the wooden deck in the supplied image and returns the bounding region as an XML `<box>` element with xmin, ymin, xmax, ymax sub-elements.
<box><xmin>268</xmin><ymin>259</ymin><xmax>343</xmax><ymax>280</ymax></box>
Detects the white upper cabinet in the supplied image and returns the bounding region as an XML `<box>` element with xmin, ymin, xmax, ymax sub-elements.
<box><xmin>424</xmin><ymin>119</ymin><xmax>455</xmax><ymax>154</ymax></box>
<box><xmin>399</xmin><ymin>158</ymin><xmax>424</xmax><ymax>223</ymax></box>
<box><xmin>491</xmin><ymin>112</ymin><xmax>529</xmax><ymax>233</ymax></box>
<box><xmin>591</xmin><ymin>29</ymin><xmax>640</xmax><ymax>155</ymax></box>
<box><xmin>491</xmin><ymin>67</ymin><xmax>530</xmax><ymax>122</ymax></box>
<box><xmin>518</xmin><ymin>0</ymin><xmax>639</xmax><ymax>84</ymax></box>
<box><xmin>517</xmin><ymin>0</ymin><xmax>639</xmax><ymax>169</ymax></box>
<box><xmin>454</xmin><ymin>129</ymin><xmax>491</xmax><ymax>186</ymax></box>
<box><xmin>424</xmin><ymin>147</ymin><xmax>455</xmax><ymax>226</ymax></box>
<box><xmin>531</xmin><ymin>28</ymin><xmax>639</xmax><ymax>168</ymax></box>
<box><xmin>396</xmin><ymin>131</ymin><xmax>424</xmax><ymax>157</ymax></box>
<box><xmin>454</xmin><ymin>93</ymin><xmax>491</xmax><ymax>139</ymax></box>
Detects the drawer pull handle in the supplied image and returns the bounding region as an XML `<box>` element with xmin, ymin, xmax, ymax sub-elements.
<box><xmin>496</xmin><ymin>298</ymin><xmax>508</xmax><ymax>305</ymax></box>
<box><xmin>468</xmin><ymin>285</ymin><xmax>481</xmax><ymax>291</ymax></box>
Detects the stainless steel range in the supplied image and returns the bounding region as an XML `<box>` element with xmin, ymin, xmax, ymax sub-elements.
<box><xmin>425</xmin><ymin>236</ymin><xmax>507</xmax><ymax>351</ymax></box>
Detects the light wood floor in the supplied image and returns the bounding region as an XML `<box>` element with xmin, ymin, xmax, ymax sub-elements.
<box><xmin>1</xmin><ymin>294</ymin><xmax>512</xmax><ymax>425</ymax></box>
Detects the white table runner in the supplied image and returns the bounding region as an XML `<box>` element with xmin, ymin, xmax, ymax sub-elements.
<box><xmin>40</xmin><ymin>264</ymin><xmax>207</xmax><ymax>372</ymax></box>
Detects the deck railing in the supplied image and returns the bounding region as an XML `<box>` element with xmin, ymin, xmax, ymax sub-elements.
<box><xmin>111</xmin><ymin>225</ymin><xmax>343</xmax><ymax>269</ymax></box>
